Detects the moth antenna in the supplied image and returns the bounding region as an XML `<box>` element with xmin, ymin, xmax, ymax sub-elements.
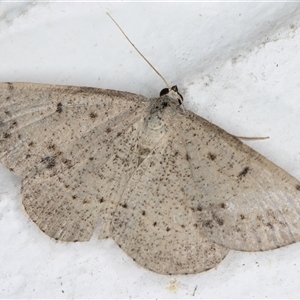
<box><xmin>234</xmin><ymin>136</ymin><xmax>269</xmax><ymax>140</ymax></box>
<box><xmin>107</xmin><ymin>12</ymin><xmax>171</xmax><ymax>89</ymax></box>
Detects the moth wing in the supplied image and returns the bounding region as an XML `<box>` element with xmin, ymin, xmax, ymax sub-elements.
<box><xmin>111</xmin><ymin>130</ymin><xmax>229</xmax><ymax>275</ymax></box>
<box><xmin>0</xmin><ymin>82</ymin><xmax>148</xmax><ymax>241</ymax></box>
<box><xmin>181</xmin><ymin>110</ymin><xmax>300</xmax><ymax>251</ymax></box>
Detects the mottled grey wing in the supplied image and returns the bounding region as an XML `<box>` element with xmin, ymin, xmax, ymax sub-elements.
<box><xmin>180</xmin><ymin>110</ymin><xmax>300</xmax><ymax>252</ymax></box>
<box><xmin>111</xmin><ymin>129</ymin><xmax>228</xmax><ymax>275</ymax></box>
<box><xmin>0</xmin><ymin>82</ymin><xmax>148</xmax><ymax>241</ymax></box>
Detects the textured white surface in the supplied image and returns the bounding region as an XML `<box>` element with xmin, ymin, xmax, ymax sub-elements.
<box><xmin>1</xmin><ymin>2</ymin><xmax>300</xmax><ymax>298</ymax></box>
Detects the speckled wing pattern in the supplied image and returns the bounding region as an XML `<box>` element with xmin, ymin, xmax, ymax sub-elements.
<box><xmin>0</xmin><ymin>83</ymin><xmax>149</xmax><ymax>242</ymax></box>
<box><xmin>179</xmin><ymin>111</ymin><xmax>300</xmax><ymax>252</ymax></box>
<box><xmin>111</xmin><ymin>127</ymin><xmax>228</xmax><ymax>274</ymax></box>
<box><xmin>1</xmin><ymin>82</ymin><xmax>300</xmax><ymax>275</ymax></box>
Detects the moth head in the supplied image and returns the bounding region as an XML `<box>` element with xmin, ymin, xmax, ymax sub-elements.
<box><xmin>160</xmin><ymin>85</ymin><xmax>183</xmax><ymax>105</ymax></box>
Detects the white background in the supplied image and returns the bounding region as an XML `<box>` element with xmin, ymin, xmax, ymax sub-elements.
<box><xmin>1</xmin><ymin>2</ymin><xmax>300</xmax><ymax>298</ymax></box>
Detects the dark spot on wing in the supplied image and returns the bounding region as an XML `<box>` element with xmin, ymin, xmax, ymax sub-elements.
<box><xmin>62</xmin><ymin>158</ymin><xmax>72</xmax><ymax>168</ymax></box>
<box><xmin>238</xmin><ymin>166</ymin><xmax>250</xmax><ymax>178</ymax></box>
<box><xmin>142</xmin><ymin>211</ymin><xmax>146</xmax><ymax>216</ymax></box>
<box><xmin>56</xmin><ymin>103</ymin><xmax>63</xmax><ymax>113</ymax></box>
<box><xmin>186</xmin><ymin>153</ymin><xmax>191</xmax><ymax>161</ymax></box>
<box><xmin>197</xmin><ymin>204</ymin><xmax>202</xmax><ymax>212</ymax></box>
<box><xmin>220</xmin><ymin>202</ymin><xmax>227</xmax><ymax>209</ymax></box>
<box><xmin>120</xmin><ymin>203</ymin><xmax>127</xmax><ymax>209</ymax></box>
<box><xmin>240</xmin><ymin>214</ymin><xmax>245</xmax><ymax>220</ymax></box>
<box><xmin>153</xmin><ymin>221</ymin><xmax>157</xmax><ymax>227</ymax></box>
<box><xmin>139</xmin><ymin>147</ymin><xmax>151</xmax><ymax>157</ymax></box>
<box><xmin>204</xmin><ymin>220</ymin><xmax>213</xmax><ymax>229</ymax></box>
<box><xmin>208</xmin><ymin>152</ymin><xmax>216</xmax><ymax>161</ymax></box>
<box><xmin>296</xmin><ymin>185</ymin><xmax>300</xmax><ymax>191</ymax></box>
<box><xmin>41</xmin><ymin>156</ymin><xmax>56</xmax><ymax>168</ymax></box>
<box><xmin>47</xmin><ymin>144</ymin><xmax>55</xmax><ymax>150</ymax></box>
<box><xmin>3</xmin><ymin>132</ymin><xmax>11</xmax><ymax>138</ymax></box>
<box><xmin>90</xmin><ymin>112</ymin><xmax>98</xmax><ymax>118</ymax></box>
<box><xmin>99</xmin><ymin>197</ymin><xmax>104</xmax><ymax>203</ymax></box>
<box><xmin>46</xmin><ymin>143</ymin><xmax>62</xmax><ymax>156</ymax></box>
<box><xmin>212</xmin><ymin>213</ymin><xmax>224</xmax><ymax>226</ymax></box>
<box><xmin>216</xmin><ymin>218</ymin><xmax>224</xmax><ymax>226</ymax></box>
<box><xmin>106</xmin><ymin>127</ymin><xmax>112</xmax><ymax>133</ymax></box>
<box><xmin>166</xmin><ymin>227</ymin><xmax>170</xmax><ymax>232</ymax></box>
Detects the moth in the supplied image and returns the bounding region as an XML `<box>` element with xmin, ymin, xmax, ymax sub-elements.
<box><xmin>1</xmin><ymin>81</ymin><xmax>300</xmax><ymax>275</ymax></box>
<box><xmin>1</xmin><ymin>15</ymin><xmax>300</xmax><ymax>275</ymax></box>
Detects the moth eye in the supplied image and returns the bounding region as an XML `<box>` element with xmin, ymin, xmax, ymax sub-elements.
<box><xmin>160</xmin><ymin>85</ymin><xmax>183</xmax><ymax>105</ymax></box>
<box><xmin>159</xmin><ymin>88</ymin><xmax>169</xmax><ymax>96</ymax></box>
<box><xmin>170</xmin><ymin>85</ymin><xmax>178</xmax><ymax>92</ymax></box>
